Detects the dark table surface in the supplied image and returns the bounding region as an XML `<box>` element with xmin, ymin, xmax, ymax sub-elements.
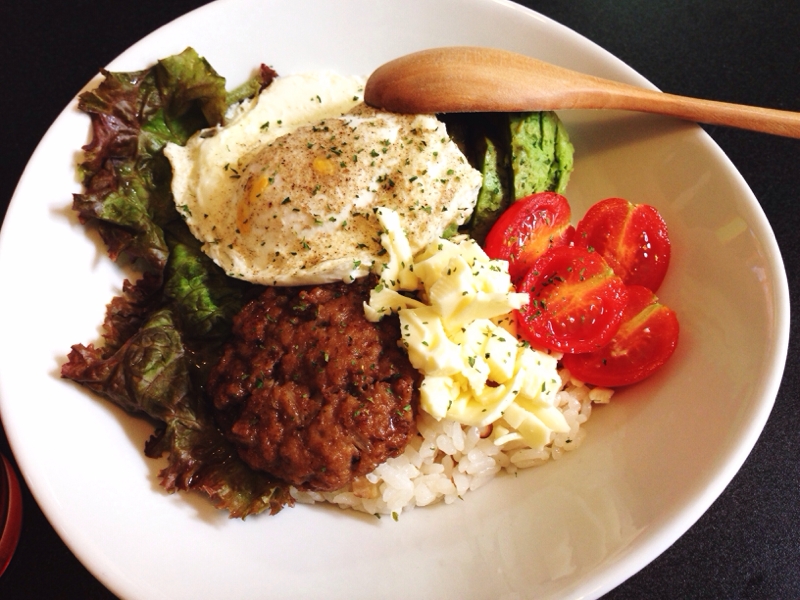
<box><xmin>1</xmin><ymin>1</ymin><xmax>798</xmax><ymax>598</ymax></box>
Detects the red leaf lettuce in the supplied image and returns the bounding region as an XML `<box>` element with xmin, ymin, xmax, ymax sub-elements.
<box><xmin>62</xmin><ymin>48</ymin><xmax>290</xmax><ymax>517</ymax></box>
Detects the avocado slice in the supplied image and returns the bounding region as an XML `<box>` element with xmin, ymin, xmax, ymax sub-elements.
<box><xmin>468</xmin><ymin>136</ymin><xmax>509</xmax><ymax>244</ymax></box>
<box><xmin>440</xmin><ymin>110</ymin><xmax>574</xmax><ymax>242</ymax></box>
<box><xmin>509</xmin><ymin>111</ymin><xmax>574</xmax><ymax>198</ymax></box>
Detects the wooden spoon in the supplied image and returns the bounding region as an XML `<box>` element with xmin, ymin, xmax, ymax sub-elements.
<box><xmin>364</xmin><ymin>46</ymin><xmax>800</xmax><ymax>138</ymax></box>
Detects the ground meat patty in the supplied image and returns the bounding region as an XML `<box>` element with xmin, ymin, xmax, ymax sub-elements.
<box><xmin>207</xmin><ymin>278</ymin><xmax>419</xmax><ymax>492</ymax></box>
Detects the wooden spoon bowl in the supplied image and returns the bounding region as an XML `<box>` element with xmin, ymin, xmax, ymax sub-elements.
<box><xmin>364</xmin><ymin>46</ymin><xmax>800</xmax><ymax>138</ymax></box>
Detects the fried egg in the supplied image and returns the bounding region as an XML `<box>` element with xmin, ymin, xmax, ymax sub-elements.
<box><xmin>165</xmin><ymin>71</ymin><xmax>482</xmax><ymax>285</ymax></box>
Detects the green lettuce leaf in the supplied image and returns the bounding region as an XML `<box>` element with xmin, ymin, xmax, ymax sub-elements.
<box><xmin>163</xmin><ymin>231</ymin><xmax>252</xmax><ymax>341</ymax></box>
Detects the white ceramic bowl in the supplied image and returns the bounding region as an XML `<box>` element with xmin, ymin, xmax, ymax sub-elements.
<box><xmin>0</xmin><ymin>1</ymin><xmax>789</xmax><ymax>598</ymax></box>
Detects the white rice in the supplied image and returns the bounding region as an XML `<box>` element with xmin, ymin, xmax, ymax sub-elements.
<box><xmin>290</xmin><ymin>369</ymin><xmax>612</xmax><ymax>517</ymax></box>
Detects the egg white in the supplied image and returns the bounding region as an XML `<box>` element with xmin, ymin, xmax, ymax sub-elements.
<box><xmin>165</xmin><ymin>71</ymin><xmax>482</xmax><ymax>285</ymax></box>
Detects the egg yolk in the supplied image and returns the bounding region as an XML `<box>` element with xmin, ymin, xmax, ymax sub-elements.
<box><xmin>237</xmin><ymin>174</ymin><xmax>271</xmax><ymax>235</ymax></box>
<box><xmin>312</xmin><ymin>156</ymin><xmax>336</xmax><ymax>176</ymax></box>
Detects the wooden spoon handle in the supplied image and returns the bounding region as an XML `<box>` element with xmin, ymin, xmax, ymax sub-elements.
<box><xmin>539</xmin><ymin>65</ymin><xmax>800</xmax><ymax>138</ymax></box>
<box><xmin>364</xmin><ymin>47</ymin><xmax>800</xmax><ymax>138</ymax></box>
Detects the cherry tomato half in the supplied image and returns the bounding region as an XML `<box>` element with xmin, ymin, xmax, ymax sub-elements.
<box><xmin>484</xmin><ymin>192</ymin><xmax>574</xmax><ymax>282</ymax></box>
<box><xmin>561</xmin><ymin>285</ymin><xmax>679</xmax><ymax>387</ymax></box>
<box><xmin>515</xmin><ymin>245</ymin><xmax>628</xmax><ymax>353</ymax></box>
<box><xmin>574</xmin><ymin>197</ymin><xmax>671</xmax><ymax>292</ymax></box>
